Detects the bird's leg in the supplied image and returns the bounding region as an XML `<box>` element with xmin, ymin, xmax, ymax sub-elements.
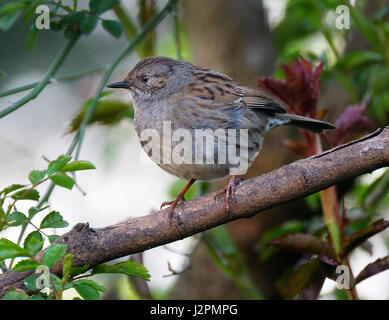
<box><xmin>214</xmin><ymin>175</ymin><xmax>243</xmax><ymax>214</ymax></box>
<box><xmin>161</xmin><ymin>179</ymin><xmax>196</xmax><ymax>219</ymax></box>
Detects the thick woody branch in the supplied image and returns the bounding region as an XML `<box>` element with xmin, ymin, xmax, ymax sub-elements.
<box><xmin>1</xmin><ymin>127</ymin><xmax>388</xmax><ymax>296</ymax></box>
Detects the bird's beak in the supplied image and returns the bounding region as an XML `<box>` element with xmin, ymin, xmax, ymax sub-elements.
<box><xmin>106</xmin><ymin>80</ymin><xmax>131</xmax><ymax>89</ymax></box>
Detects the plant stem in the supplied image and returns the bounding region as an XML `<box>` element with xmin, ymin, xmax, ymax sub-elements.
<box><xmin>313</xmin><ymin>135</ymin><xmax>342</xmax><ymax>256</ymax></box>
<box><xmin>0</xmin><ymin>35</ymin><xmax>79</xmax><ymax>119</ymax></box>
<box><xmin>0</xmin><ymin>66</ymin><xmax>105</xmax><ymax>98</ymax></box>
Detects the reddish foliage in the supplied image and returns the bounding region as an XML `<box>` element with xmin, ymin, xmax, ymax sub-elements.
<box><xmin>325</xmin><ymin>102</ymin><xmax>373</xmax><ymax>147</ymax></box>
<box><xmin>258</xmin><ymin>56</ymin><xmax>323</xmax><ymax>118</ymax></box>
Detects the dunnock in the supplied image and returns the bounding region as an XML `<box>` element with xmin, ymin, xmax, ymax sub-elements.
<box><xmin>108</xmin><ymin>56</ymin><xmax>334</xmax><ymax>217</ymax></box>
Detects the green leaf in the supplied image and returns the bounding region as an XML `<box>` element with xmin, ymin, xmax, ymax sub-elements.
<box><xmin>28</xmin><ymin>170</ymin><xmax>47</xmax><ymax>185</ymax></box>
<box><xmin>7</xmin><ymin>211</ymin><xmax>28</xmax><ymax>226</ymax></box>
<box><xmin>102</xmin><ymin>19</ymin><xmax>122</xmax><ymax>38</ymax></box>
<box><xmin>40</xmin><ymin>211</ymin><xmax>69</xmax><ymax>229</ymax></box>
<box><xmin>70</xmin><ymin>264</ymin><xmax>90</xmax><ymax>277</ymax></box>
<box><xmin>67</xmin><ymin>99</ymin><xmax>132</xmax><ymax>133</ymax></box>
<box><xmin>23</xmin><ymin>231</ymin><xmax>44</xmax><ymax>256</ymax></box>
<box><xmin>60</xmin><ymin>160</ymin><xmax>96</xmax><ymax>172</ymax></box>
<box><xmin>89</xmin><ymin>0</ymin><xmax>119</xmax><ymax>14</ymax></box>
<box><xmin>47</xmin><ymin>155</ymin><xmax>72</xmax><ymax>176</ymax></box>
<box><xmin>0</xmin><ymin>184</ymin><xmax>25</xmax><ymax>196</ymax></box>
<box><xmin>0</xmin><ymin>71</ymin><xmax>4</xmax><ymax>77</ymax></box>
<box><xmin>73</xmin><ymin>279</ymin><xmax>105</xmax><ymax>300</ymax></box>
<box><xmin>49</xmin><ymin>173</ymin><xmax>75</xmax><ymax>190</ymax></box>
<box><xmin>28</xmin><ymin>206</ymin><xmax>47</xmax><ymax>219</ymax></box>
<box><xmin>0</xmin><ymin>2</ymin><xmax>28</xmax><ymax>15</ymax></box>
<box><xmin>80</xmin><ymin>14</ymin><xmax>98</xmax><ymax>35</ymax></box>
<box><xmin>0</xmin><ymin>238</ymin><xmax>31</xmax><ymax>260</ymax></box>
<box><xmin>48</xmin><ymin>235</ymin><xmax>60</xmax><ymax>244</ymax></box>
<box><xmin>24</xmin><ymin>274</ymin><xmax>37</xmax><ymax>291</ymax></box>
<box><xmin>0</xmin><ymin>11</ymin><xmax>21</xmax><ymax>31</ymax></box>
<box><xmin>60</xmin><ymin>11</ymin><xmax>86</xmax><ymax>26</ymax></box>
<box><xmin>27</xmin><ymin>25</ymin><xmax>39</xmax><ymax>51</ymax></box>
<box><xmin>336</xmin><ymin>51</ymin><xmax>382</xmax><ymax>72</ymax></box>
<box><xmin>42</xmin><ymin>244</ymin><xmax>67</xmax><ymax>268</ymax></box>
<box><xmin>11</xmin><ymin>189</ymin><xmax>40</xmax><ymax>201</ymax></box>
<box><xmin>92</xmin><ymin>261</ymin><xmax>151</xmax><ymax>280</ymax></box>
<box><xmin>14</xmin><ymin>259</ymin><xmax>40</xmax><ymax>272</ymax></box>
<box><xmin>1</xmin><ymin>288</ymin><xmax>29</xmax><ymax>300</ymax></box>
<box><xmin>62</xmin><ymin>253</ymin><xmax>73</xmax><ymax>281</ymax></box>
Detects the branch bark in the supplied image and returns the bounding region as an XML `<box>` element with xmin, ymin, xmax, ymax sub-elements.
<box><xmin>1</xmin><ymin>127</ymin><xmax>388</xmax><ymax>297</ymax></box>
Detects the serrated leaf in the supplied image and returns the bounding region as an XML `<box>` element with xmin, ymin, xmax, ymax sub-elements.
<box><xmin>7</xmin><ymin>211</ymin><xmax>28</xmax><ymax>226</ymax></box>
<box><xmin>60</xmin><ymin>160</ymin><xmax>96</xmax><ymax>172</ymax></box>
<box><xmin>342</xmin><ymin>219</ymin><xmax>389</xmax><ymax>257</ymax></box>
<box><xmin>89</xmin><ymin>0</ymin><xmax>119</xmax><ymax>14</ymax></box>
<box><xmin>0</xmin><ymin>238</ymin><xmax>31</xmax><ymax>260</ymax></box>
<box><xmin>28</xmin><ymin>206</ymin><xmax>47</xmax><ymax>219</ymax></box>
<box><xmin>47</xmin><ymin>155</ymin><xmax>72</xmax><ymax>176</ymax></box>
<box><xmin>73</xmin><ymin>279</ymin><xmax>105</xmax><ymax>300</ymax></box>
<box><xmin>60</xmin><ymin>11</ymin><xmax>86</xmax><ymax>26</ymax></box>
<box><xmin>23</xmin><ymin>231</ymin><xmax>44</xmax><ymax>256</ymax></box>
<box><xmin>92</xmin><ymin>261</ymin><xmax>151</xmax><ymax>280</ymax></box>
<box><xmin>80</xmin><ymin>14</ymin><xmax>98</xmax><ymax>35</ymax></box>
<box><xmin>40</xmin><ymin>211</ymin><xmax>69</xmax><ymax>229</ymax></box>
<box><xmin>14</xmin><ymin>259</ymin><xmax>40</xmax><ymax>272</ymax></box>
<box><xmin>28</xmin><ymin>170</ymin><xmax>46</xmax><ymax>185</ymax></box>
<box><xmin>48</xmin><ymin>235</ymin><xmax>60</xmax><ymax>244</ymax></box>
<box><xmin>355</xmin><ymin>256</ymin><xmax>389</xmax><ymax>285</ymax></box>
<box><xmin>49</xmin><ymin>173</ymin><xmax>74</xmax><ymax>190</ymax></box>
<box><xmin>1</xmin><ymin>288</ymin><xmax>29</xmax><ymax>300</ymax></box>
<box><xmin>71</xmin><ymin>264</ymin><xmax>90</xmax><ymax>277</ymax></box>
<box><xmin>102</xmin><ymin>19</ymin><xmax>122</xmax><ymax>38</ymax></box>
<box><xmin>24</xmin><ymin>274</ymin><xmax>37</xmax><ymax>291</ymax></box>
<box><xmin>11</xmin><ymin>189</ymin><xmax>40</xmax><ymax>201</ymax></box>
<box><xmin>269</xmin><ymin>233</ymin><xmax>337</xmax><ymax>265</ymax></box>
<box><xmin>0</xmin><ymin>184</ymin><xmax>25</xmax><ymax>196</ymax></box>
<box><xmin>42</xmin><ymin>244</ymin><xmax>67</xmax><ymax>268</ymax></box>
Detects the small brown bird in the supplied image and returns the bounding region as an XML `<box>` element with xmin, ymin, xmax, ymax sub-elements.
<box><xmin>108</xmin><ymin>56</ymin><xmax>334</xmax><ymax>217</ymax></box>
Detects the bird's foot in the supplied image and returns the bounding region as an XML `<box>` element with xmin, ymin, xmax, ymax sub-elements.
<box><xmin>214</xmin><ymin>175</ymin><xmax>243</xmax><ymax>214</ymax></box>
<box><xmin>160</xmin><ymin>179</ymin><xmax>196</xmax><ymax>220</ymax></box>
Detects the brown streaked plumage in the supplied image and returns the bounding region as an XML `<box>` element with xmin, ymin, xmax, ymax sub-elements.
<box><xmin>107</xmin><ymin>56</ymin><xmax>335</xmax><ymax>218</ymax></box>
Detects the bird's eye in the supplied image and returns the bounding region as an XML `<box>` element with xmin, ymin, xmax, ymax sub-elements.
<box><xmin>141</xmin><ymin>75</ymin><xmax>150</xmax><ymax>83</ymax></box>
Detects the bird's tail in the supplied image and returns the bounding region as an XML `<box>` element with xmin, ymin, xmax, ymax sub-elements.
<box><xmin>276</xmin><ymin>113</ymin><xmax>335</xmax><ymax>133</ymax></box>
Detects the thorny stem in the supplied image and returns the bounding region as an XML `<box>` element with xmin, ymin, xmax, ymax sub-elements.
<box><xmin>0</xmin><ymin>35</ymin><xmax>79</xmax><ymax>119</ymax></box>
<box><xmin>0</xmin><ymin>67</ymin><xmax>105</xmax><ymax>99</ymax></box>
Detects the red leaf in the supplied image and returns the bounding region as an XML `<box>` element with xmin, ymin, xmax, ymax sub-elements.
<box><xmin>258</xmin><ymin>56</ymin><xmax>323</xmax><ymax>118</ymax></box>
<box><xmin>341</xmin><ymin>219</ymin><xmax>389</xmax><ymax>258</ymax></box>
<box><xmin>326</xmin><ymin>102</ymin><xmax>374</xmax><ymax>147</ymax></box>
<box><xmin>269</xmin><ymin>233</ymin><xmax>338</xmax><ymax>265</ymax></box>
<box><xmin>355</xmin><ymin>256</ymin><xmax>389</xmax><ymax>285</ymax></box>
<box><xmin>281</xmin><ymin>258</ymin><xmax>329</xmax><ymax>300</ymax></box>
